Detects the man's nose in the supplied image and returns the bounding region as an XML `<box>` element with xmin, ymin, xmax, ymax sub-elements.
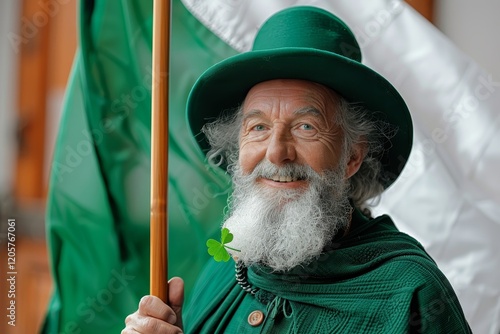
<box><xmin>265</xmin><ymin>126</ymin><xmax>296</xmax><ymax>165</ymax></box>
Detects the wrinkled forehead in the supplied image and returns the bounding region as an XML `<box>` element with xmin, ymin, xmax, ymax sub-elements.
<box><xmin>241</xmin><ymin>79</ymin><xmax>342</xmax><ymax>119</ymax></box>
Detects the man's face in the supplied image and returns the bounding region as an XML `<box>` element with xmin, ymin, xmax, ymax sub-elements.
<box><xmin>239</xmin><ymin>79</ymin><xmax>359</xmax><ymax>185</ymax></box>
<box><xmin>222</xmin><ymin>79</ymin><xmax>361</xmax><ymax>271</ymax></box>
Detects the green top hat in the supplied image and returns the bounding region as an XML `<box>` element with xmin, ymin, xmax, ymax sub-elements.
<box><xmin>187</xmin><ymin>6</ymin><xmax>413</xmax><ymax>189</ymax></box>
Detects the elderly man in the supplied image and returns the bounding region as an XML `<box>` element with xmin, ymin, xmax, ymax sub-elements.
<box><xmin>123</xmin><ymin>6</ymin><xmax>471</xmax><ymax>333</ymax></box>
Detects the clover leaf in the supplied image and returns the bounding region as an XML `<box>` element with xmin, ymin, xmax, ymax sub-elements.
<box><xmin>206</xmin><ymin>228</ymin><xmax>240</xmax><ymax>262</ymax></box>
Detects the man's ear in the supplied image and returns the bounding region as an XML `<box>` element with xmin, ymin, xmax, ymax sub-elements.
<box><xmin>345</xmin><ymin>142</ymin><xmax>367</xmax><ymax>179</ymax></box>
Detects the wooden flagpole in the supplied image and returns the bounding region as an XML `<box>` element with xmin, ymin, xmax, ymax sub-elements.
<box><xmin>150</xmin><ymin>0</ymin><xmax>170</xmax><ymax>303</ymax></box>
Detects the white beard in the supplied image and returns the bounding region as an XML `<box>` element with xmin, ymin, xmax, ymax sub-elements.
<box><xmin>223</xmin><ymin>160</ymin><xmax>351</xmax><ymax>272</ymax></box>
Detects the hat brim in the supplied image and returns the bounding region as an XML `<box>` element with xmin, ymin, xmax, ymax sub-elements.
<box><xmin>187</xmin><ymin>48</ymin><xmax>413</xmax><ymax>188</ymax></box>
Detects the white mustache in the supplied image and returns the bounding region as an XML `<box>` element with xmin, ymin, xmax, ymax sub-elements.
<box><xmin>247</xmin><ymin>160</ymin><xmax>321</xmax><ymax>182</ymax></box>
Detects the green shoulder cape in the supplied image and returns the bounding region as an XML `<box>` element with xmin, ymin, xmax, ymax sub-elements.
<box><xmin>184</xmin><ymin>210</ymin><xmax>471</xmax><ymax>333</ymax></box>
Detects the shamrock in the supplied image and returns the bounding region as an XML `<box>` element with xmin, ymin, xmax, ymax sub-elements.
<box><xmin>206</xmin><ymin>228</ymin><xmax>240</xmax><ymax>262</ymax></box>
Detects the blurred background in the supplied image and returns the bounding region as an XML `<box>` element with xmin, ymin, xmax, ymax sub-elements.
<box><xmin>1</xmin><ymin>1</ymin><xmax>76</xmax><ymax>333</ymax></box>
<box><xmin>0</xmin><ymin>0</ymin><xmax>499</xmax><ymax>333</ymax></box>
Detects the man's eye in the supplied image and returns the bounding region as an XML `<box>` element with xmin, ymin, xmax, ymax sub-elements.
<box><xmin>253</xmin><ymin>124</ymin><xmax>266</xmax><ymax>131</ymax></box>
<box><xmin>300</xmin><ymin>124</ymin><xmax>314</xmax><ymax>130</ymax></box>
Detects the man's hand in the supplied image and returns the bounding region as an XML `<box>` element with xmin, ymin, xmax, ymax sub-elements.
<box><xmin>122</xmin><ymin>277</ymin><xmax>184</xmax><ymax>333</ymax></box>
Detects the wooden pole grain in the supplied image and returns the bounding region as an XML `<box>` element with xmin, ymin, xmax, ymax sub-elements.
<box><xmin>150</xmin><ymin>0</ymin><xmax>170</xmax><ymax>303</ymax></box>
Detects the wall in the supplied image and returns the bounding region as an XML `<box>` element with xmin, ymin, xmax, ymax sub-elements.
<box><xmin>435</xmin><ymin>0</ymin><xmax>500</xmax><ymax>81</ymax></box>
<box><xmin>0</xmin><ymin>1</ymin><xmax>20</xmax><ymax>200</ymax></box>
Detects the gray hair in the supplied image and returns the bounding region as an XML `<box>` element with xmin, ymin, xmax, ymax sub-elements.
<box><xmin>202</xmin><ymin>96</ymin><xmax>392</xmax><ymax>211</ymax></box>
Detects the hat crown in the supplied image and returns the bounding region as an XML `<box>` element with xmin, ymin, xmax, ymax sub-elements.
<box><xmin>252</xmin><ymin>6</ymin><xmax>362</xmax><ymax>62</ymax></box>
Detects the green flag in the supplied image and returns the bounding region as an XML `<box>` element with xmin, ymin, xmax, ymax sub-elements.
<box><xmin>42</xmin><ymin>1</ymin><xmax>237</xmax><ymax>333</ymax></box>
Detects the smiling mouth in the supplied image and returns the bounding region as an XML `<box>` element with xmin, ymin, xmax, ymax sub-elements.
<box><xmin>268</xmin><ymin>175</ymin><xmax>304</xmax><ymax>183</ymax></box>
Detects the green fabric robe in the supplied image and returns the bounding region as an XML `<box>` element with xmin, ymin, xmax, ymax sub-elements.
<box><xmin>184</xmin><ymin>209</ymin><xmax>471</xmax><ymax>333</ymax></box>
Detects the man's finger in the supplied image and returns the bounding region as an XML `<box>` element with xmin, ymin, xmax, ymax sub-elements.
<box><xmin>138</xmin><ymin>295</ymin><xmax>177</xmax><ymax>324</ymax></box>
<box><xmin>121</xmin><ymin>325</ymin><xmax>140</xmax><ymax>334</ymax></box>
<box><xmin>126</xmin><ymin>313</ymin><xmax>182</xmax><ymax>333</ymax></box>
<box><xmin>168</xmin><ymin>277</ymin><xmax>185</xmax><ymax>327</ymax></box>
